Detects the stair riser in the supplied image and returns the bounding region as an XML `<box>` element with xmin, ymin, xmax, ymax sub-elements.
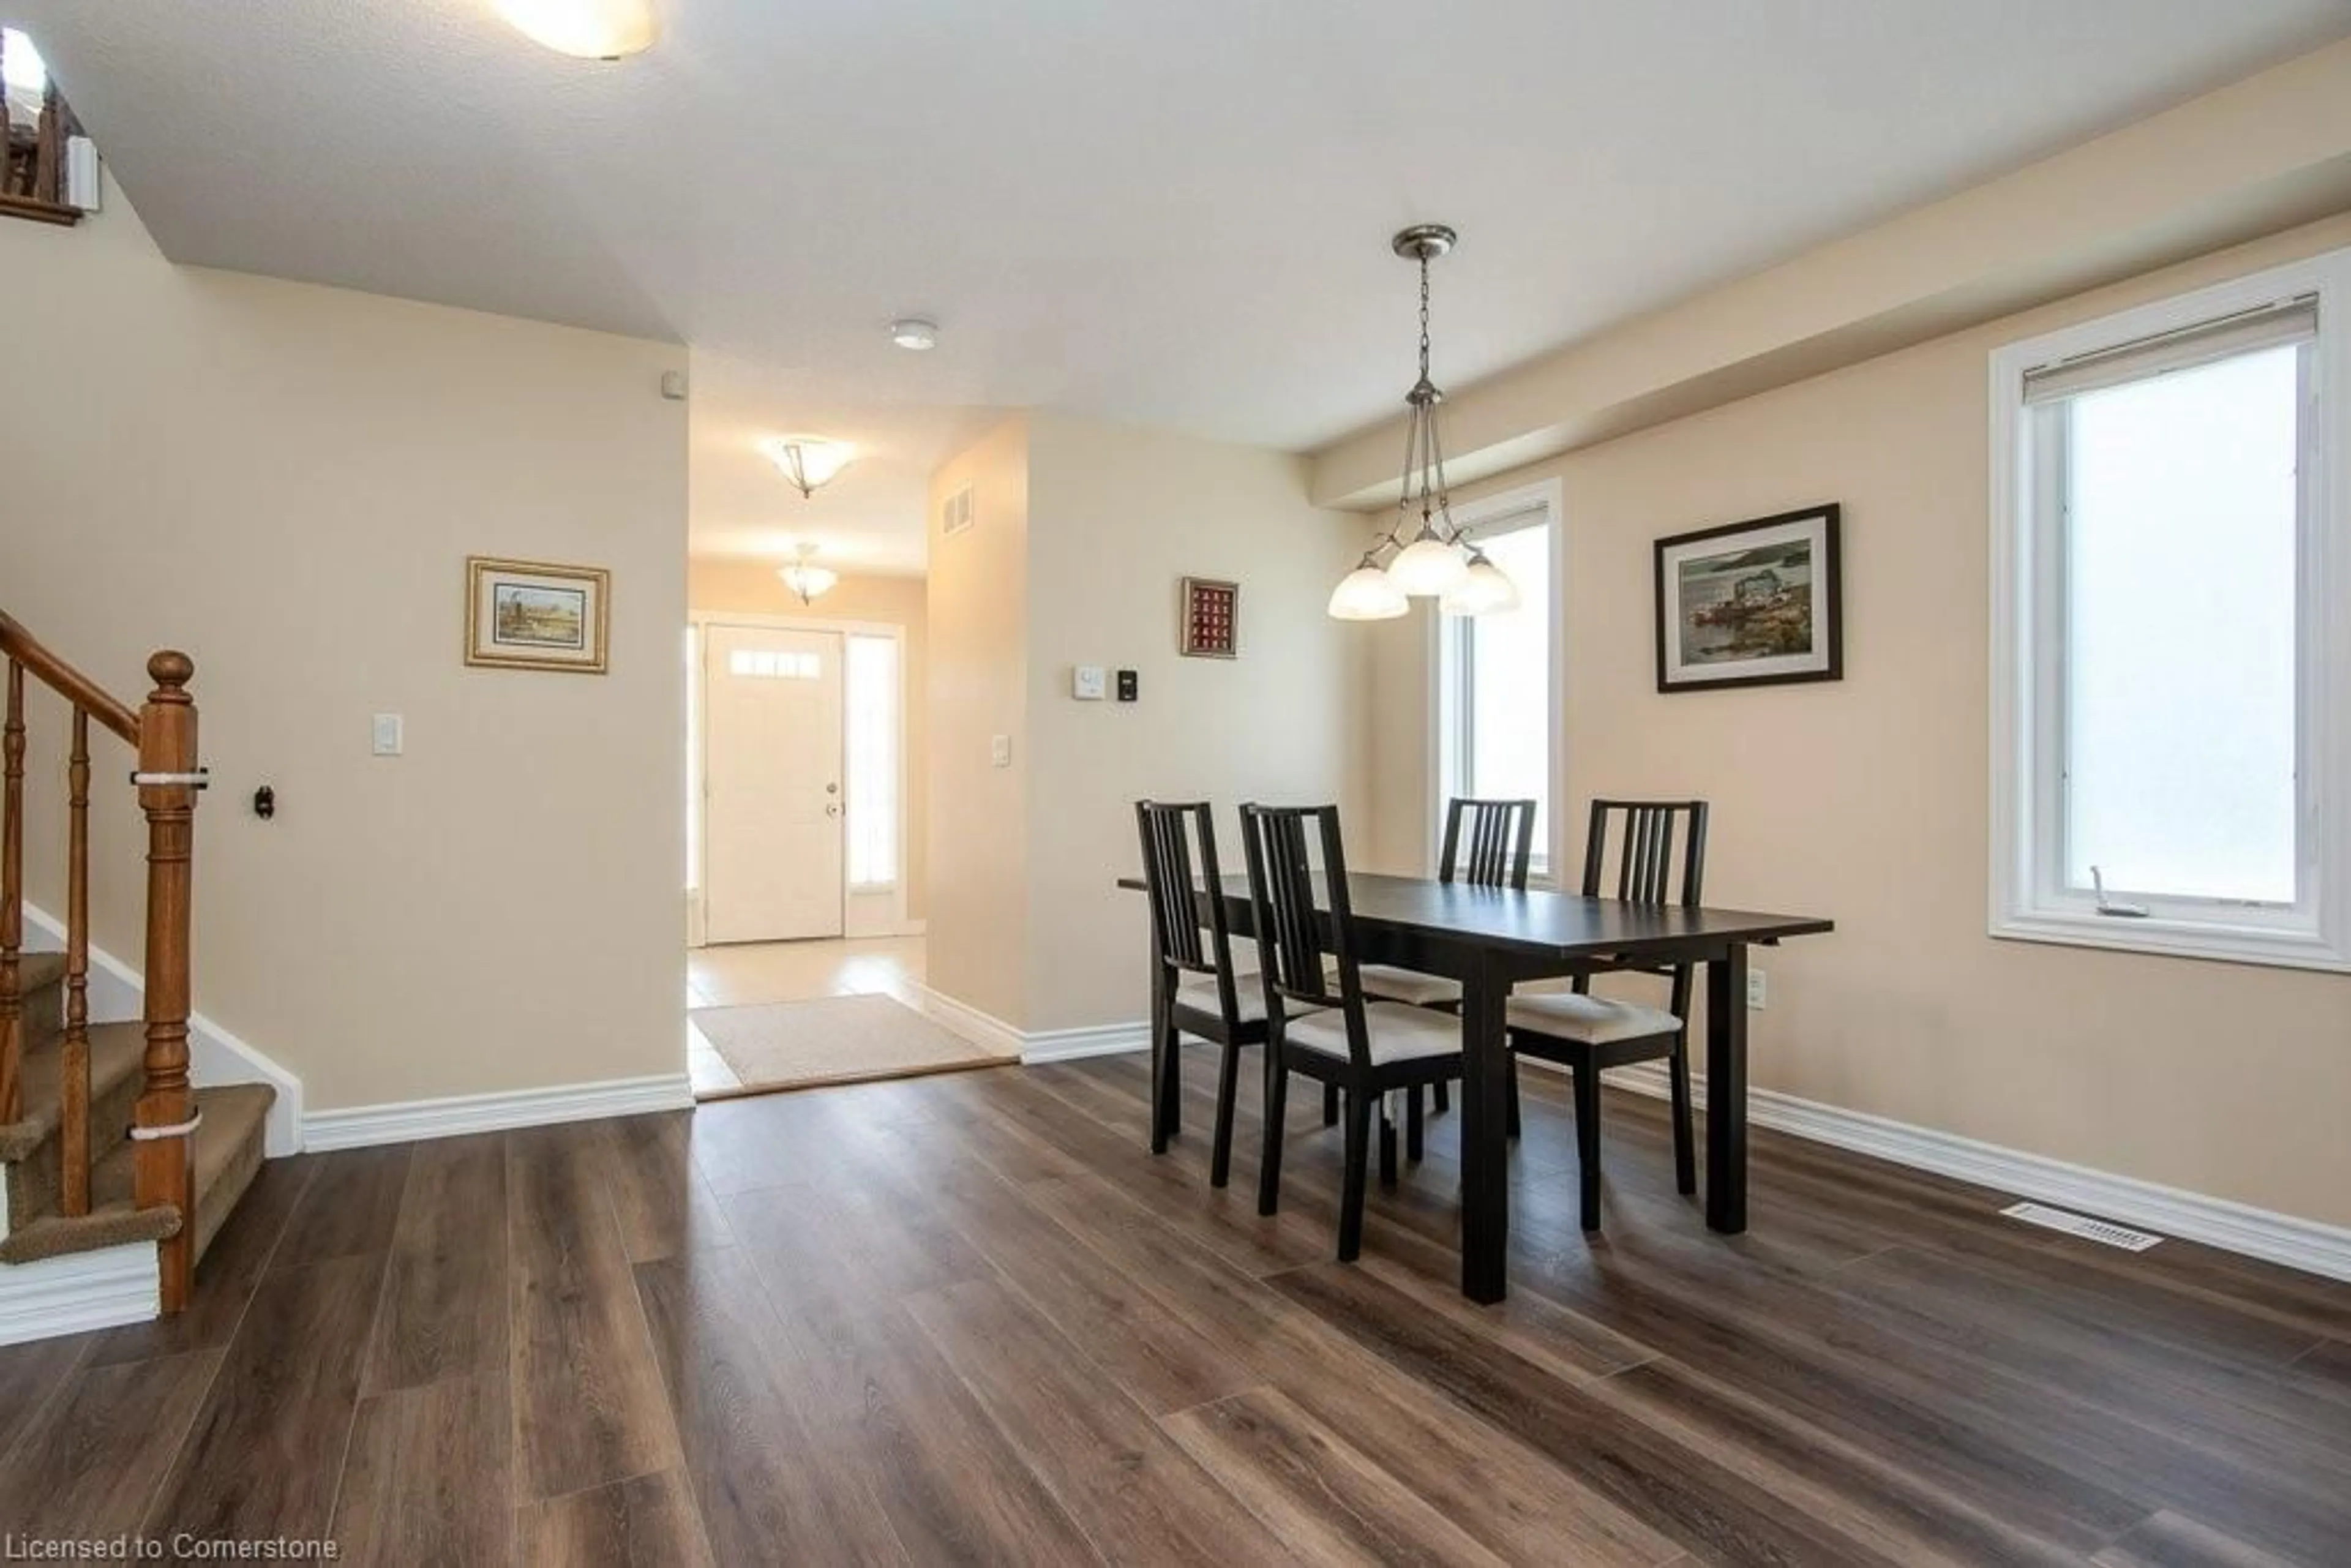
<box><xmin>9</xmin><ymin>977</ymin><xmax>64</xmax><ymax>1054</ymax></box>
<box><xmin>5</xmin><ymin>1051</ymin><xmax>143</xmax><ymax>1232</ymax></box>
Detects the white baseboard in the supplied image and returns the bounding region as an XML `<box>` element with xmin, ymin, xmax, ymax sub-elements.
<box><xmin>1021</xmin><ymin>1022</ymin><xmax>1150</xmax><ymax>1064</ymax></box>
<box><xmin>914</xmin><ymin>986</ymin><xmax>1146</xmax><ymax>1065</ymax></box>
<box><xmin>22</xmin><ymin>901</ymin><xmax>305</xmax><ymax>1158</ymax></box>
<box><xmin>1608</xmin><ymin>1063</ymin><xmax>2351</xmax><ymax>1284</ymax></box>
<box><xmin>0</xmin><ymin>1242</ymin><xmax>160</xmax><ymax>1347</ymax></box>
<box><xmin>913</xmin><ymin>987</ymin><xmax>1024</xmax><ymax>1057</ymax></box>
<box><xmin>304</xmin><ymin>1073</ymin><xmax>695</xmax><ymax>1153</ymax></box>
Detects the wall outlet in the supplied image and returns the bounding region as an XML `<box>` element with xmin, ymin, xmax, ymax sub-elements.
<box><xmin>1746</xmin><ymin>969</ymin><xmax>1767</xmax><ymax>1010</ymax></box>
<box><xmin>990</xmin><ymin>734</ymin><xmax>1012</xmax><ymax>768</ymax></box>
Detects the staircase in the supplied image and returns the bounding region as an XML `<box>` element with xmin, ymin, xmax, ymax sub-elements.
<box><xmin>1</xmin><ymin>610</ymin><xmax>271</xmax><ymax>1334</ymax></box>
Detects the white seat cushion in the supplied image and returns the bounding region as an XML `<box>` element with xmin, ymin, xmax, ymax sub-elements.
<box><xmin>1177</xmin><ymin>975</ymin><xmax>1269</xmax><ymax>1022</ymax></box>
<box><xmin>1285</xmin><ymin>1002</ymin><xmax>1461</xmax><ymax>1065</ymax></box>
<box><xmin>1355</xmin><ymin>964</ymin><xmax>1463</xmax><ymax>1008</ymax></box>
<box><xmin>1505</xmin><ymin>992</ymin><xmax>1681</xmax><ymax>1046</ymax></box>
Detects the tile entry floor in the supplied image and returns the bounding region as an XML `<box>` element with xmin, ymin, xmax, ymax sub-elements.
<box><xmin>686</xmin><ymin>936</ymin><xmax>928</xmax><ymax>1097</ymax></box>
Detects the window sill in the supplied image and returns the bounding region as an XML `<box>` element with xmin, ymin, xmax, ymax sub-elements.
<box><xmin>1990</xmin><ymin>909</ymin><xmax>2350</xmax><ymax>974</ymax></box>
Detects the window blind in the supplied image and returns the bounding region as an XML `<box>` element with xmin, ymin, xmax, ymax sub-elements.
<box><xmin>2023</xmin><ymin>295</ymin><xmax>2315</xmax><ymax>405</ymax></box>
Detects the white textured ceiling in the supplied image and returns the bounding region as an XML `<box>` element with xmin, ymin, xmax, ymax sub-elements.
<box><xmin>19</xmin><ymin>1</ymin><xmax>2351</xmax><ymax>570</ymax></box>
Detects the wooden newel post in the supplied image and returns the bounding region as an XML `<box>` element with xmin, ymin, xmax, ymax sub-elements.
<box><xmin>133</xmin><ymin>650</ymin><xmax>199</xmax><ymax>1314</ymax></box>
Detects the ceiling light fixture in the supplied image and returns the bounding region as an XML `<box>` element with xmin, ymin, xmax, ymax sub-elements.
<box><xmin>890</xmin><ymin>317</ymin><xmax>939</xmax><ymax>351</ymax></box>
<box><xmin>492</xmin><ymin>0</ymin><xmax>659</xmax><ymax>60</ymax></box>
<box><xmin>760</xmin><ymin>436</ymin><xmax>853</xmax><ymax>498</ymax></box>
<box><xmin>1327</xmin><ymin>225</ymin><xmax>1517</xmax><ymax>621</ymax></box>
<box><xmin>777</xmin><ymin>544</ymin><xmax>838</xmax><ymax>605</ymax></box>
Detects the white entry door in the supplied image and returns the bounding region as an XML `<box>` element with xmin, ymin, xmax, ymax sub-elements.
<box><xmin>703</xmin><ymin>623</ymin><xmax>846</xmax><ymax>943</ymax></box>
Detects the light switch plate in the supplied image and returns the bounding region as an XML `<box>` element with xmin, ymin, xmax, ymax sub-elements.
<box><xmin>991</xmin><ymin>734</ymin><xmax>1012</xmax><ymax>768</ymax></box>
<box><xmin>1072</xmin><ymin>666</ymin><xmax>1107</xmax><ymax>700</ymax></box>
<box><xmin>371</xmin><ymin>713</ymin><xmax>403</xmax><ymax>757</ymax></box>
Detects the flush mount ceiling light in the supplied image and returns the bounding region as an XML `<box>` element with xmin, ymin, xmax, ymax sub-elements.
<box><xmin>1327</xmin><ymin>225</ymin><xmax>1517</xmax><ymax>621</ymax></box>
<box><xmin>890</xmin><ymin>317</ymin><xmax>940</xmax><ymax>351</ymax></box>
<box><xmin>777</xmin><ymin>544</ymin><xmax>838</xmax><ymax>605</ymax></box>
<box><xmin>760</xmin><ymin>436</ymin><xmax>854</xmax><ymax>498</ymax></box>
<box><xmin>492</xmin><ymin>0</ymin><xmax>659</xmax><ymax>59</ymax></box>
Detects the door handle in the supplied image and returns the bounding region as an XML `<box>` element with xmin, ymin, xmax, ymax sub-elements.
<box><xmin>826</xmin><ymin>782</ymin><xmax>839</xmax><ymax>794</ymax></box>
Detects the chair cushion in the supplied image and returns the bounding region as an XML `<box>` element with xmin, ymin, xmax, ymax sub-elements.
<box><xmin>1285</xmin><ymin>1002</ymin><xmax>1461</xmax><ymax>1065</ymax></box>
<box><xmin>1355</xmin><ymin>964</ymin><xmax>1463</xmax><ymax>1008</ymax></box>
<box><xmin>1506</xmin><ymin>992</ymin><xmax>1682</xmax><ymax>1045</ymax></box>
<box><xmin>1177</xmin><ymin>975</ymin><xmax>1269</xmax><ymax>1022</ymax></box>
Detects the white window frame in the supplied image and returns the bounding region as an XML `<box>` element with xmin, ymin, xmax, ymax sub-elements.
<box><xmin>1989</xmin><ymin>246</ymin><xmax>2351</xmax><ymax>972</ymax></box>
<box><xmin>1431</xmin><ymin>479</ymin><xmax>1565</xmax><ymax>882</ymax></box>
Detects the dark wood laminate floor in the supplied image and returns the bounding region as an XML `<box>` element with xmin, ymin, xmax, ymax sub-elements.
<box><xmin>2</xmin><ymin>1051</ymin><xmax>2348</xmax><ymax>1565</ymax></box>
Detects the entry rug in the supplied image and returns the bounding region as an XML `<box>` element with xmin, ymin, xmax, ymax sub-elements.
<box><xmin>689</xmin><ymin>993</ymin><xmax>1013</xmax><ymax>1097</ymax></box>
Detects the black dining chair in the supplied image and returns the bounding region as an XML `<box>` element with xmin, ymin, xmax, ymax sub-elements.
<box><xmin>1507</xmin><ymin>798</ymin><xmax>1709</xmax><ymax>1230</ymax></box>
<box><xmin>1134</xmin><ymin>800</ymin><xmax>1270</xmax><ymax>1188</ymax></box>
<box><xmin>1239</xmin><ymin>803</ymin><xmax>1464</xmax><ymax>1262</ymax></box>
<box><xmin>1357</xmin><ymin>797</ymin><xmax>1537</xmax><ymax>1150</ymax></box>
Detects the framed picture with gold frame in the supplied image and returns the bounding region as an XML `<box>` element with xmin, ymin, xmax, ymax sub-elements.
<box><xmin>465</xmin><ymin>557</ymin><xmax>610</xmax><ymax>673</ymax></box>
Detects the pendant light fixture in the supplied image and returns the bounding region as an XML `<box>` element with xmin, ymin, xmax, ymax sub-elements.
<box><xmin>760</xmin><ymin>437</ymin><xmax>854</xmax><ymax>499</ymax></box>
<box><xmin>776</xmin><ymin>544</ymin><xmax>838</xmax><ymax>605</ymax></box>
<box><xmin>1327</xmin><ymin>224</ymin><xmax>1516</xmax><ymax>620</ymax></box>
<box><xmin>492</xmin><ymin>0</ymin><xmax>659</xmax><ymax>59</ymax></box>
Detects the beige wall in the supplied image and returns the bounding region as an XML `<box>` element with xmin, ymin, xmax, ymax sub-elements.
<box><xmin>1022</xmin><ymin>414</ymin><xmax>1369</xmax><ymax>1033</ymax></box>
<box><xmin>1365</xmin><ymin>214</ymin><xmax>2351</xmax><ymax>1228</ymax></box>
<box><xmin>1</xmin><ymin>176</ymin><xmax>688</xmax><ymax>1112</ymax></box>
<box><xmin>688</xmin><ymin>560</ymin><xmax>931</xmax><ymax>919</ymax></box>
<box><xmin>926</xmin><ymin>416</ymin><xmax>1032</xmax><ymax>1027</ymax></box>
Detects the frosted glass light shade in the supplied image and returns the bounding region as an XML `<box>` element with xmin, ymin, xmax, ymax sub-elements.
<box><xmin>779</xmin><ymin>563</ymin><xmax>838</xmax><ymax>603</ymax></box>
<box><xmin>493</xmin><ymin>0</ymin><xmax>659</xmax><ymax>58</ymax></box>
<box><xmin>1327</xmin><ymin>565</ymin><xmax>1409</xmax><ymax>620</ymax></box>
<box><xmin>1441</xmin><ymin>555</ymin><xmax>1521</xmax><ymax>616</ymax></box>
<box><xmin>760</xmin><ymin>437</ymin><xmax>855</xmax><ymax>497</ymax></box>
<box><xmin>1387</xmin><ymin>533</ymin><xmax>1470</xmax><ymax>596</ymax></box>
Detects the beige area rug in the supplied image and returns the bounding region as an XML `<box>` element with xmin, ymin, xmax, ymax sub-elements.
<box><xmin>689</xmin><ymin>994</ymin><xmax>1014</xmax><ymax>1097</ymax></box>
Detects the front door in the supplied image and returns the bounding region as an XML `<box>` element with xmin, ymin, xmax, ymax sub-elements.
<box><xmin>703</xmin><ymin>623</ymin><xmax>845</xmax><ymax>942</ymax></box>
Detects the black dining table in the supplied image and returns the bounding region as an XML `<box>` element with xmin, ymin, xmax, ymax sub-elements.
<box><xmin>1119</xmin><ymin>871</ymin><xmax>1833</xmax><ymax>1303</ymax></box>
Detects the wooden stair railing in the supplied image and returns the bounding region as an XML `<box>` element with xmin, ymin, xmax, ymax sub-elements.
<box><xmin>0</xmin><ymin>610</ymin><xmax>201</xmax><ymax>1311</ymax></box>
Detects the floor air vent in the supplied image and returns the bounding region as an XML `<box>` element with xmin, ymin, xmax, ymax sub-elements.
<box><xmin>1999</xmin><ymin>1201</ymin><xmax>2164</xmax><ymax>1251</ymax></box>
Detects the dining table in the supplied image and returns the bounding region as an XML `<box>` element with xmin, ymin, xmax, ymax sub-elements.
<box><xmin>1117</xmin><ymin>870</ymin><xmax>1834</xmax><ymax>1303</ymax></box>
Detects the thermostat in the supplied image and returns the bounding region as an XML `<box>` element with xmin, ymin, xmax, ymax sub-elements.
<box><xmin>1073</xmin><ymin>666</ymin><xmax>1107</xmax><ymax>700</ymax></box>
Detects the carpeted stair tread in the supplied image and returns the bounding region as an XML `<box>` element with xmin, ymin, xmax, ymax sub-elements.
<box><xmin>11</xmin><ymin>951</ymin><xmax>67</xmax><ymax>999</ymax></box>
<box><xmin>0</xmin><ymin>1083</ymin><xmax>274</xmax><ymax>1267</ymax></box>
<box><xmin>0</xmin><ymin>1019</ymin><xmax>146</xmax><ymax>1165</ymax></box>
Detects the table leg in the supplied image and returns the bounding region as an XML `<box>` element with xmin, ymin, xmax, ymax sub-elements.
<box><xmin>1704</xmin><ymin>942</ymin><xmax>1749</xmax><ymax>1232</ymax></box>
<box><xmin>1458</xmin><ymin>955</ymin><xmax>1510</xmax><ymax>1304</ymax></box>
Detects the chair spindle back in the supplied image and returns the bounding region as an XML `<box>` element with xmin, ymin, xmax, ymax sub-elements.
<box><xmin>1439</xmin><ymin>797</ymin><xmax>1538</xmax><ymax>890</ymax></box>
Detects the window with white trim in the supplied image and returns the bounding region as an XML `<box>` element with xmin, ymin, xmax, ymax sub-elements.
<box><xmin>1435</xmin><ymin>491</ymin><xmax>1558</xmax><ymax>878</ymax></box>
<box><xmin>844</xmin><ymin>633</ymin><xmax>901</xmax><ymax>890</ymax></box>
<box><xmin>1990</xmin><ymin>248</ymin><xmax>2350</xmax><ymax>970</ymax></box>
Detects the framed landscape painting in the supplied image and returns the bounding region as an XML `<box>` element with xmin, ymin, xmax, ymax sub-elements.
<box><xmin>1654</xmin><ymin>505</ymin><xmax>1842</xmax><ymax>693</ymax></box>
<box><xmin>465</xmin><ymin>557</ymin><xmax>610</xmax><ymax>673</ymax></box>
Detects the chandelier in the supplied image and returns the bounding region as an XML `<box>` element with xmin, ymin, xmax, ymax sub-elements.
<box><xmin>776</xmin><ymin>544</ymin><xmax>838</xmax><ymax>605</ymax></box>
<box><xmin>1328</xmin><ymin>225</ymin><xmax>1519</xmax><ymax>620</ymax></box>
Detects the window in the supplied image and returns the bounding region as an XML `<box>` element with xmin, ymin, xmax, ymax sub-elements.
<box><xmin>1436</xmin><ymin>486</ymin><xmax>1559</xmax><ymax>877</ymax></box>
<box><xmin>727</xmin><ymin>648</ymin><xmax>820</xmax><ymax>680</ymax></box>
<box><xmin>1991</xmin><ymin>249</ymin><xmax>2351</xmax><ymax>970</ymax></box>
<box><xmin>845</xmin><ymin>634</ymin><xmax>901</xmax><ymax>890</ymax></box>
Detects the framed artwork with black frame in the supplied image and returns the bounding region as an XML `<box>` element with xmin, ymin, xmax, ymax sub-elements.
<box><xmin>1654</xmin><ymin>504</ymin><xmax>1842</xmax><ymax>693</ymax></box>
